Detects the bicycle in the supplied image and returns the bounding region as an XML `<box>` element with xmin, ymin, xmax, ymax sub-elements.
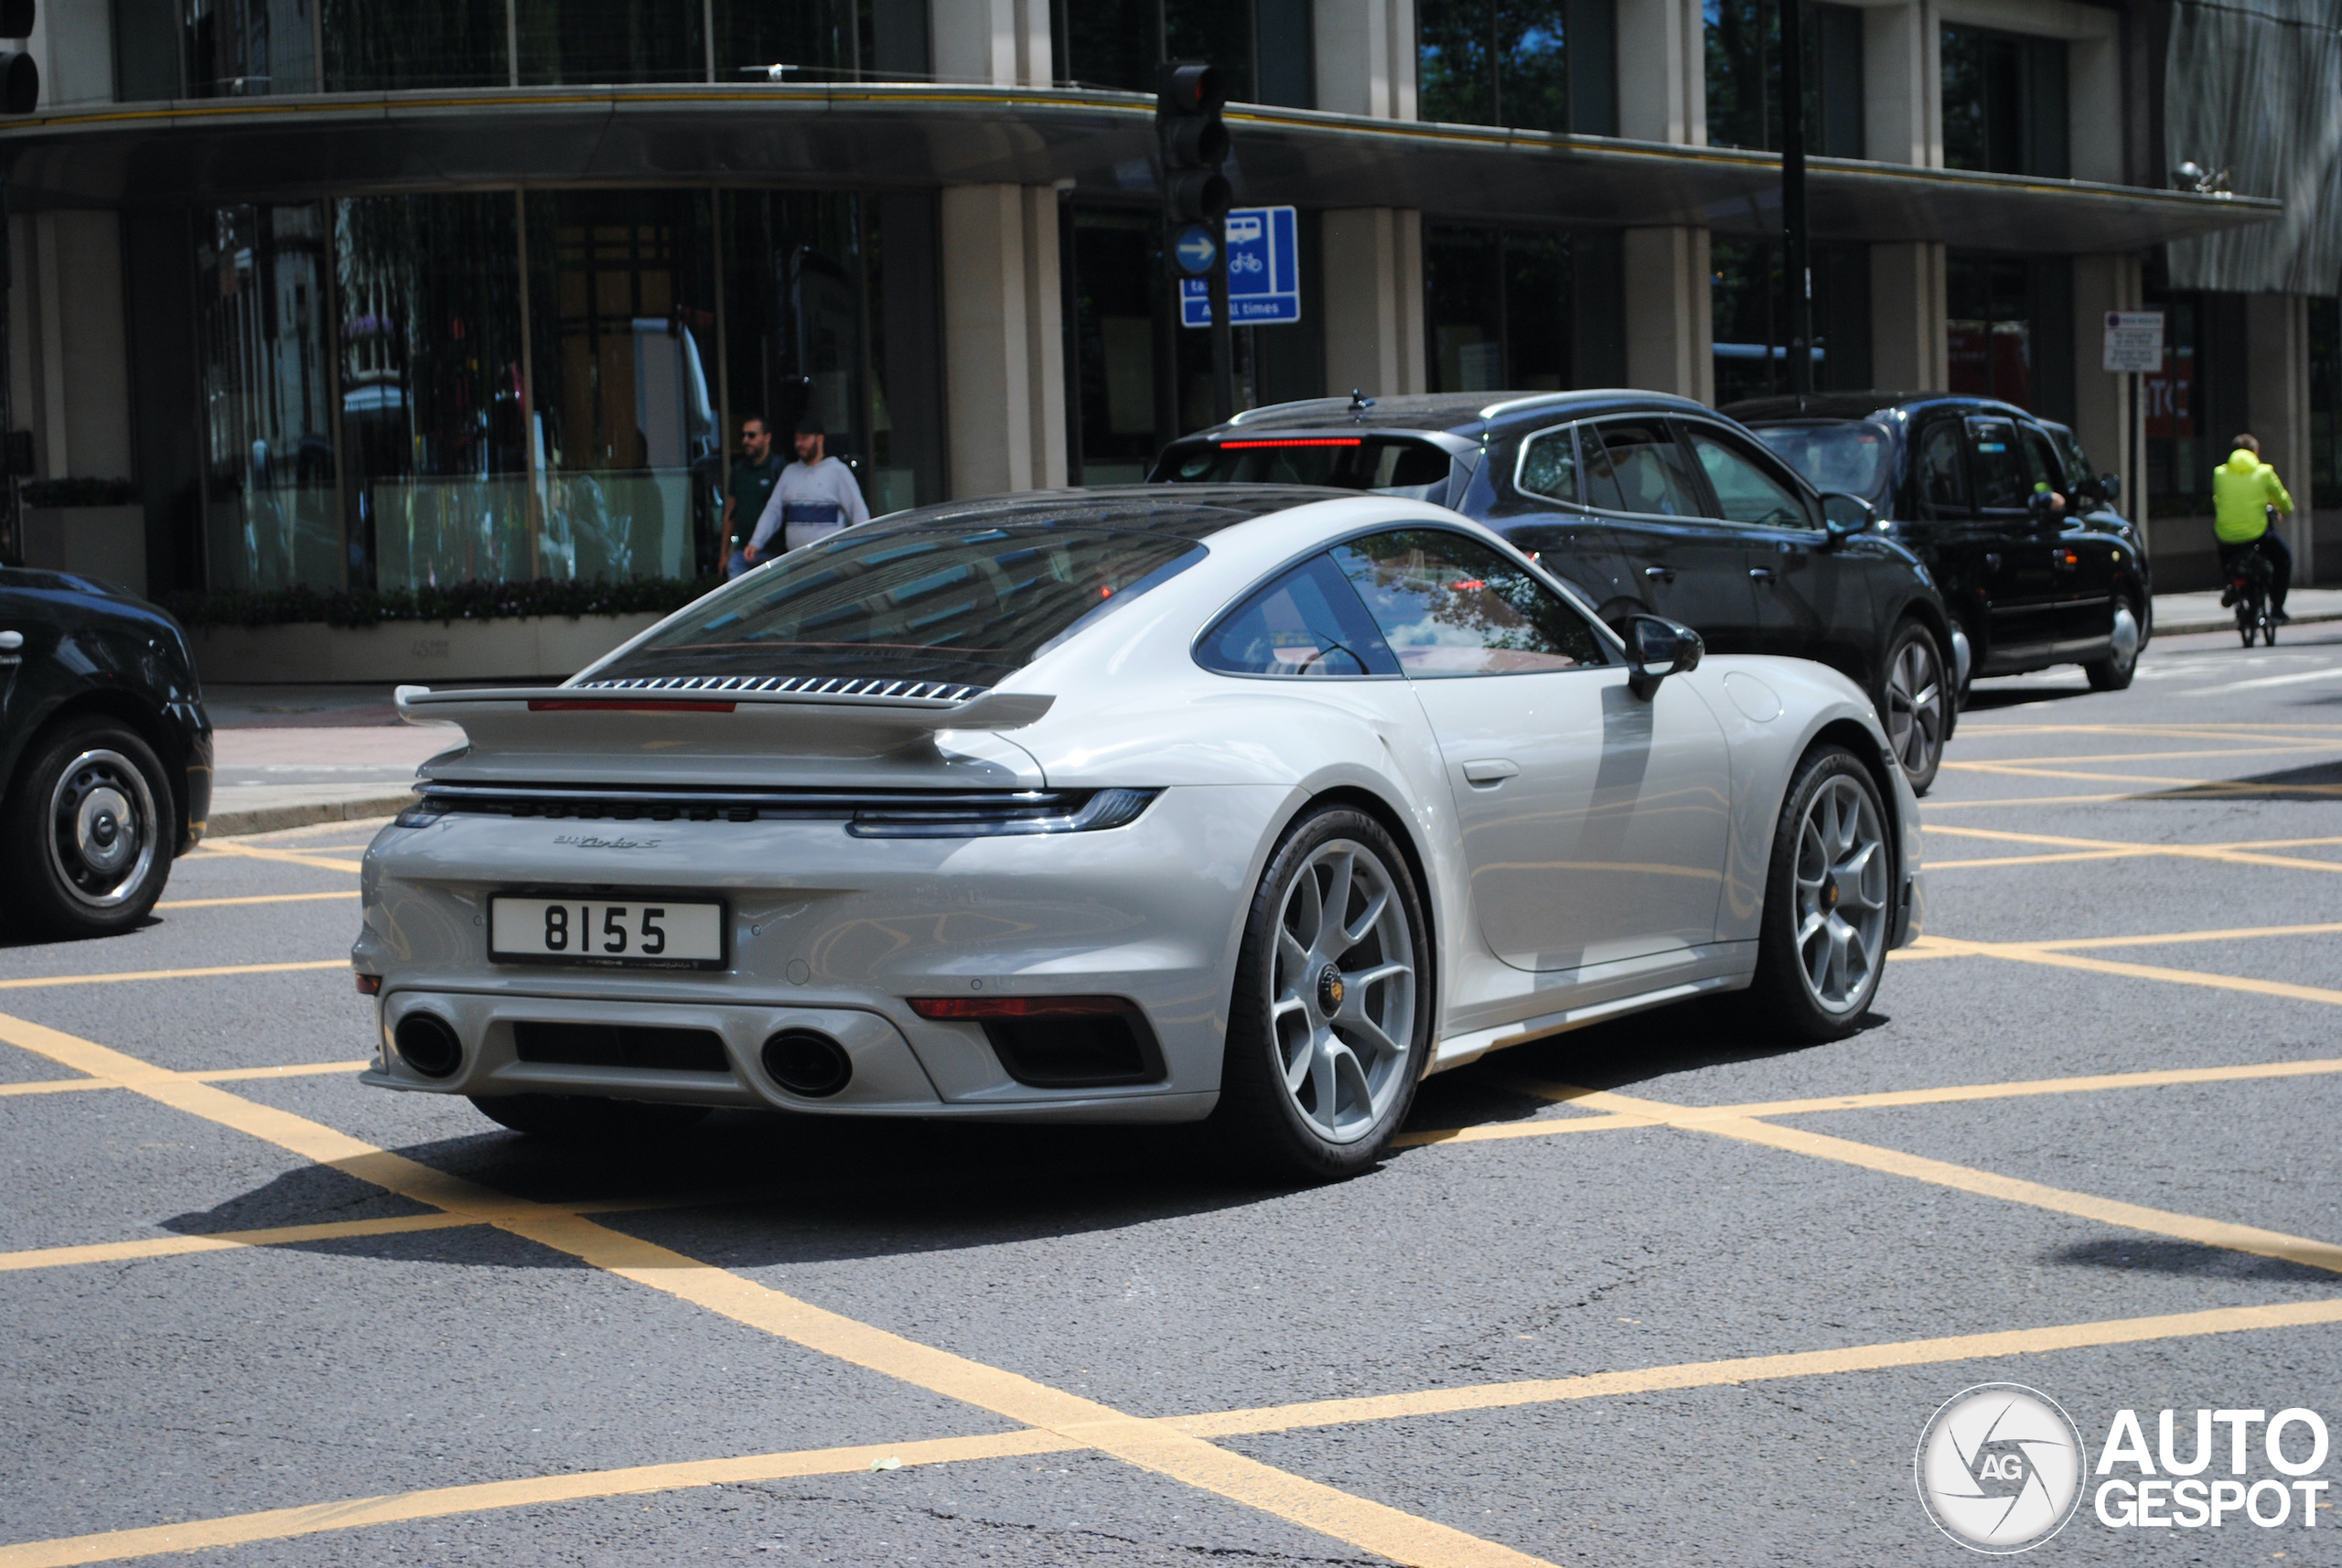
<box><xmin>2229</xmin><ymin>544</ymin><xmax>2276</xmax><ymax>647</ymax></box>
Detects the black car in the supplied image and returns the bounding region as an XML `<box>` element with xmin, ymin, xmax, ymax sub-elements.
<box><xmin>1153</xmin><ymin>391</ymin><xmax>1961</xmax><ymax>790</ymax></box>
<box><xmin>0</xmin><ymin>568</ymin><xmax>212</xmax><ymax>935</ymax></box>
<box><xmin>1725</xmin><ymin>393</ymin><xmax>2149</xmax><ymax>696</ymax></box>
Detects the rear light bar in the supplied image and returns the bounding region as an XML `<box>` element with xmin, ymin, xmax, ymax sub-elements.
<box><xmin>908</xmin><ymin>995</ymin><xmax>1135</xmax><ymax>1019</ymax></box>
<box><xmin>1217</xmin><ymin>437</ymin><xmax>1360</xmax><ymax>449</ymax></box>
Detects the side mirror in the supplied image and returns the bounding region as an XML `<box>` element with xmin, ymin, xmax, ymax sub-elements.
<box><xmin>2094</xmin><ymin>471</ymin><xmax>2122</xmax><ymax>502</ymax></box>
<box><xmin>1623</xmin><ymin>614</ymin><xmax>1703</xmax><ymax>700</ymax></box>
<box><xmin>1817</xmin><ymin>491</ymin><xmax>1876</xmax><ymax>545</ymax></box>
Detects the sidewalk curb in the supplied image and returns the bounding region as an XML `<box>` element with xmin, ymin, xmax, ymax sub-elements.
<box><xmin>2156</xmin><ymin>610</ymin><xmax>2342</xmax><ymax>637</ymax></box>
<box><xmin>206</xmin><ymin>794</ymin><xmax>412</xmax><ymax>840</ymax></box>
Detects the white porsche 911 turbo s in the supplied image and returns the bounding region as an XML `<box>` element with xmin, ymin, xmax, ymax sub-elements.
<box><xmin>356</xmin><ymin>486</ymin><xmax>1923</xmax><ymax>1179</ymax></box>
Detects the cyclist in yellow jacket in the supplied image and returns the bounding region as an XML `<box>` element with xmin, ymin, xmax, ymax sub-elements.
<box><xmin>2214</xmin><ymin>433</ymin><xmax>2293</xmax><ymax>621</ymax></box>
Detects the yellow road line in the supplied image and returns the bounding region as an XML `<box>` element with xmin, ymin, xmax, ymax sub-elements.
<box><xmin>0</xmin><ymin>960</ymin><xmax>347</xmax><ymax>992</ymax></box>
<box><xmin>1939</xmin><ymin>760</ymin><xmax>2342</xmax><ymax>796</ymax></box>
<box><xmin>1569</xmin><ymin>1088</ymin><xmax>2342</xmax><ymax>1274</ymax></box>
<box><xmin>0</xmin><ymin>1010</ymin><xmax>1551</xmax><ymax>1568</ymax></box>
<box><xmin>0</xmin><ymin>1213</ymin><xmax>477</xmax><ymax>1273</ymax></box>
<box><xmin>1961</xmin><ymin>744</ymin><xmax>2337</xmax><ymax>764</ymax></box>
<box><xmin>1922</xmin><ymin>936</ymin><xmax>2342</xmax><ymax>1006</ymax></box>
<box><xmin>1927</xmin><ymin>850</ymin><xmax>2146</xmax><ymax>869</ymax></box>
<box><xmin>0</xmin><ymin>1059</ymin><xmax>365</xmax><ymax>1101</ymax></box>
<box><xmin>16</xmin><ymin>1294</ymin><xmax>2342</xmax><ymax>1568</ymax></box>
<box><xmin>154</xmin><ymin>891</ymin><xmax>359</xmax><ymax>910</ymax></box>
<box><xmin>1920</xmin><ymin>793</ymin><xmax>2140</xmax><ymax>809</ymax></box>
<box><xmin>0</xmin><ymin>1431</ymin><xmax>1078</xmax><ymax>1568</ymax></box>
<box><xmin>1392</xmin><ymin>1111</ymin><xmax>1651</xmax><ymax>1147</ymax></box>
<box><xmin>192</xmin><ymin>842</ymin><xmax>365</xmax><ymax>874</ymax></box>
<box><xmin>1956</xmin><ymin>722</ymin><xmax>2342</xmax><ymax>738</ymax></box>
<box><xmin>1924</xmin><ymin>823</ymin><xmax>2342</xmax><ymax>875</ymax></box>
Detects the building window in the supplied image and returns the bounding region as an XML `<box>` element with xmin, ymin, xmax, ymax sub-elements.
<box><xmin>2312</xmin><ymin>295</ymin><xmax>2340</xmax><ymax>511</ymax></box>
<box><xmin>1054</xmin><ymin>0</ymin><xmax>1315</xmax><ymax>107</ymax></box>
<box><xmin>322</xmin><ymin>0</ymin><xmax>510</xmax><ymax>91</ymax></box>
<box><xmin>1946</xmin><ymin>253</ymin><xmax>2073</xmax><ymax>423</ymax></box>
<box><xmin>1417</xmin><ymin>0</ymin><xmax>1616</xmax><ymax>135</ymax></box>
<box><xmin>2140</xmin><ymin>291</ymin><xmax>2249</xmax><ymax>518</ymax></box>
<box><xmin>197</xmin><ymin>204</ymin><xmax>339</xmax><ymax>592</ymax></box>
<box><xmin>1423</xmin><ymin>225</ymin><xmax>1624</xmax><ymax>394</ymax></box>
<box><xmin>1940</xmin><ymin>26</ymin><xmax>2068</xmax><ymax>177</ymax></box>
<box><xmin>1710</xmin><ymin>239</ymin><xmax>1869</xmax><ymax>406</ymax></box>
<box><xmin>184</xmin><ymin>0</ymin><xmax>319</xmax><ymax>96</ymax></box>
<box><xmin>1704</xmin><ymin>0</ymin><xmax>1864</xmax><ymax>156</ymax></box>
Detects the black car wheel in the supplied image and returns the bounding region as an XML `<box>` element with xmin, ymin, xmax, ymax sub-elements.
<box><xmin>4</xmin><ymin>717</ymin><xmax>175</xmax><ymax>937</ymax></box>
<box><xmin>1878</xmin><ymin>619</ymin><xmax>1950</xmax><ymax>795</ymax></box>
<box><xmin>1210</xmin><ymin>805</ymin><xmax>1432</xmax><ymax>1183</ymax></box>
<box><xmin>2083</xmin><ymin>597</ymin><xmax>2143</xmax><ymax>692</ymax></box>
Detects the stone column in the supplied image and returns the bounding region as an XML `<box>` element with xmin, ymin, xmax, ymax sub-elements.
<box><xmin>929</xmin><ymin>0</ymin><xmax>1050</xmax><ymax>85</ymax></box>
<box><xmin>10</xmin><ymin>209</ymin><xmax>133</xmax><ymax>484</ymax></box>
<box><xmin>1321</xmin><ymin>209</ymin><xmax>1425</xmax><ymax>398</ymax></box>
<box><xmin>2246</xmin><ymin>292</ymin><xmax>2315</xmax><ymax>585</ymax></box>
<box><xmin>1621</xmin><ymin>226</ymin><xmax>1713</xmax><ymax>403</ymax></box>
<box><xmin>940</xmin><ymin>186</ymin><xmax>1067</xmax><ymax>498</ymax></box>
<box><xmin>2069</xmin><ymin>254</ymin><xmax>2144</xmax><ymax>527</ymax></box>
<box><xmin>1312</xmin><ymin>0</ymin><xmax>1416</xmax><ymax>119</ymax></box>
<box><xmin>1870</xmin><ymin>242</ymin><xmax>1948</xmax><ymax>392</ymax></box>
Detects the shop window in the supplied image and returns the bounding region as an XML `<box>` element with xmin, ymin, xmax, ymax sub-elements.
<box><xmin>1710</xmin><ymin>238</ymin><xmax>1869</xmax><ymax>406</ymax></box>
<box><xmin>1054</xmin><ymin>0</ymin><xmax>1312</xmax><ymax>107</ymax></box>
<box><xmin>1424</xmin><ymin>225</ymin><xmax>1624</xmax><ymax>395</ymax></box>
<box><xmin>196</xmin><ymin>204</ymin><xmax>339</xmax><ymax>591</ymax></box>
<box><xmin>1417</xmin><ymin>0</ymin><xmax>1615</xmax><ymax>134</ymax></box>
<box><xmin>321</xmin><ymin>0</ymin><xmax>509</xmax><ymax>90</ymax></box>
<box><xmin>1704</xmin><ymin>0</ymin><xmax>1863</xmax><ymax>156</ymax></box>
<box><xmin>1940</xmin><ymin>26</ymin><xmax>2068</xmax><ymax>177</ymax></box>
<box><xmin>337</xmin><ymin>193</ymin><xmax>531</xmax><ymax>592</ymax></box>
<box><xmin>1945</xmin><ymin>254</ymin><xmax>2074</xmax><ymax>423</ymax></box>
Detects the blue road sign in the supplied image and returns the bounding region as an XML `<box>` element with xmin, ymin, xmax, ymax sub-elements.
<box><xmin>1173</xmin><ymin>225</ymin><xmax>1217</xmax><ymax>275</ymax></box>
<box><xmin>1181</xmin><ymin>206</ymin><xmax>1301</xmax><ymax>328</ymax></box>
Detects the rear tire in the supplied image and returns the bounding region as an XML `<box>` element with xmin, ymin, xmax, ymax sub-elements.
<box><xmin>2083</xmin><ymin>598</ymin><xmax>2143</xmax><ymax>691</ymax></box>
<box><xmin>2</xmin><ymin>717</ymin><xmax>176</xmax><ymax>939</ymax></box>
<box><xmin>1209</xmin><ymin>806</ymin><xmax>1432</xmax><ymax>1183</ymax></box>
<box><xmin>468</xmin><ymin>1094</ymin><xmax>712</xmax><ymax>1141</ymax></box>
<box><xmin>1747</xmin><ymin>746</ymin><xmax>1892</xmax><ymax>1044</ymax></box>
<box><xmin>1875</xmin><ymin>619</ymin><xmax>1950</xmax><ymax>796</ymax></box>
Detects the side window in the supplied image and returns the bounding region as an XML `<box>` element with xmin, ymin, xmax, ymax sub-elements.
<box><xmin>1966</xmin><ymin>416</ymin><xmax>2030</xmax><ymax>510</ymax></box>
<box><xmin>1682</xmin><ymin>425</ymin><xmax>1815</xmax><ymax>528</ymax></box>
<box><xmin>1329</xmin><ymin>529</ymin><xmax>1606</xmax><ymax>677</ymax></box>
<box><xmin>1582</xmin><ymin>421</ymin><xmax>1704</xmax><ymax>517</ymax></box>
<box><xmin>2021</xmin><ymin>426</ymin><xmax>2064</xmax><ymax>493</ymax></box>
<box><xmin>1914</xmin><ymin>421</ymin><xmax>1971</xmax><ymax>519</ymax></box>
<box><xmin>1196</xmin><ymin>553</ymin><xmax>1402</xmax><ymax>678</ymax></box>
<box><xmin>1515</xmin><ymin>425</ymin><xmax>1578</xmax><ymax>503</ymax></box>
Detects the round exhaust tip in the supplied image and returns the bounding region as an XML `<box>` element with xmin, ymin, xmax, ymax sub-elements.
<box><xmin>761</xmin><ymin>1029</ymin><xmax>853</xmax><ymax>1098</ymax></box>
<box><xmin>392</xmin><ymin>1012</ymin><xmax>464</xmax><ymax>1079</ymax></box>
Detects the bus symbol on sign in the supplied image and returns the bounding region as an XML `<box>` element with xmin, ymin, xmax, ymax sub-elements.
<box><xmin>1182</xmin><ymin>206</ymin><xmax>1301</xmax><ymax>328</ymax></box>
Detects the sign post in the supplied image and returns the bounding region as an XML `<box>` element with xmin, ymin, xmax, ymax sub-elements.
<box><xmin>2103</xmin><ymin>310</ymin><xmax>2163</xmax><ymax>556</ymax></box>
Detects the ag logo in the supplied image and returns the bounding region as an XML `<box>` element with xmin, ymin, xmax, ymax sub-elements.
<box><xmin>1916</xmin><ymin>1384</ymin><xmax>2087</xmax><ymax>1553</ymax></box>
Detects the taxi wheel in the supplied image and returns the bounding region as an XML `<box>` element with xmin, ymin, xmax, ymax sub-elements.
<box><xmin>1211</xmin><ymin>806</ymin><xmax>1432</xmax><ymax>1184</ymax></box>
<box><xmin>1748</xmin><ymin>746</ymin><xmax>1892</xmax><ymax>1043</ymax></box>
<box><xmin>3</xmin><ymin>717</ymin><xmax>175</xmax><ymax>939</ymax></box>
<box><xmin>469</xmin><ymin>1094</ymin><xmax>712</xmax><ymax>1140</ymax></box>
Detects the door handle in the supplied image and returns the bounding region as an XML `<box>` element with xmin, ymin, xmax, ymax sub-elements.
<box><xmin>0</xmin><ymin>631</ymin><xmax>20</xmax><ymax>651</ymax></box>
<box><xmin>1643</xmin><ymin>564</ymin><xmax>1676</xmax><ymax>582</ymax></box>
<box><xmin>1747</xmin><ymin>566</ymin><xmax>1775</xmax><ymax>581</ymax></box>
<box><xmin>1462</xmin><ymin>759</ymin><xmax>1520</xmax><ymax>786</ymax></box>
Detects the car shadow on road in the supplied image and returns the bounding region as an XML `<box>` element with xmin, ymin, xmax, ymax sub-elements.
<box><xmin>2129</xmin><ymin>758</ymin><xmax>2342</xmax><ymax>802</ymax></box>
<box><xmin>2047</xmin><ymin>1237</ymin><xmax>2337</xmax><ymax>1284</ymax></box>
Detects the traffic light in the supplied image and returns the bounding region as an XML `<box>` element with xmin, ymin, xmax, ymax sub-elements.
<box><xmin>0</xmin><ymin>0</ymin><xmax>37</xmax><ymax>117</ymax></box>
<box><xmin>1156</xmin><ymin>62</ymin><xmax>1229</xmax><ymax>225</ymax></box>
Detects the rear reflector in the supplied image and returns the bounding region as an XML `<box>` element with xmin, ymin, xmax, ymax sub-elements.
<box><xmin>908</xmin><ymin>994</ymin><xmax>1133</xmax><ymax>1019</ymax></box>
<box><xmin>526</xmin><ymin>700</ymin><xmax>736</xmax><ymax>713</ymax></box>
<box><xmin>354</xmin><ymin>973</ymin><xmax>381</xmax><ymax>995</ymax></box>
<box><xmin>1217</xmin><ymin>437</ymin><xmax>1360</xmax><ymax>449</ymax></box>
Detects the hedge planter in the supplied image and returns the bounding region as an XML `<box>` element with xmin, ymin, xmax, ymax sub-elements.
<box><xmin>188</xmin><ymin>612</ymin><xmax>664</xmax><ymax>686</ymax></box>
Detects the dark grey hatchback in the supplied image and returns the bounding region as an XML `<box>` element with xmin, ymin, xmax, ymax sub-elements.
<box><xmin>1154</xmin><ymin>391</ymin><xmax>1960</xmax><ymax>791</ymax></box>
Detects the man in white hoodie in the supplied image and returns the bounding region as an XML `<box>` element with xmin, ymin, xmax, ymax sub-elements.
<box><xmin>744</xmin><ymin>419</ymin><xmax>870</xmax><ymax>563</ymax></box>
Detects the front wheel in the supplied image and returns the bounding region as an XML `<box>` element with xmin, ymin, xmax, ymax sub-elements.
<box><xmin>1210</xmin><ymin>807</ymin><xmax>1432</xmax><ymax>1182</ymax></box>
<box><xmin>1877</xmin><ymin>619</ymin><xmax>1950</xmax><ymax>795</ymax></box>
<box><xmin>1746</xmin><ymin>746</ymin><xmax>1893</xmax><ymax>1043</ymax></box>
<box><xmin>2</xmin><ymin>717</ymin><xmax>176</xmax><ymax>938</ymax></box>
<box><xmin>2083</xmin><ymin>598</ymin><xmax>2143</xmax><ymax>691</ymax></box>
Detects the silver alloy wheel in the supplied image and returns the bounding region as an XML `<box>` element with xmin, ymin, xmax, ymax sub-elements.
<box><xmin>1884</xmin><ymin>631</ymin><xmax>1947</xmax><ymax>779</ymax></box>
<box><xmin>2106</xmin><ymin>601</ymin><xmax>2141</xmax><ymax>672</ymax></box>
<box><xmin>1791</xmin><ymin>775</ymin><xmax>1889</xmax><ymax>1015</ymax></box>
<box><xmin>1270</xmin><ymin>838</ymin><xmax>1416</xmax><ymax>1144</ymax></box>
<box><xmin>45</xmin><ymin>748</ymin><xmax>158</xmax><ymax>909</ymax></box>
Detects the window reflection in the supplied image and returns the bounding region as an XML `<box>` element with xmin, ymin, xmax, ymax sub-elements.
<box><xmin>323</xmin><ymin>0</ymin><xmax>510</xmax><ymax>90</ymax></box>
<box><xmin>185</xmin><ymin>0</ymin><xmax>317</xmax><ymax>97</ymax></box>
<box><xmin>516</xmin><ymin>0</ymin><xmax>705</xmax><ymax>85</ymax></box>
<box><xmin>198</xmin><ymin>204</ymin><xmax>339</xmax><ymax>591</ymax></box>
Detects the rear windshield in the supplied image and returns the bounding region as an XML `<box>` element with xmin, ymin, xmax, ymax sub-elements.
<box><xmin>1158</xmin><ymin>436</ymin><xmax>1453</xmax><ymax>499</ymax></box>
<box><xmin>591</xmin><ymin>525</ymin><xmax>1204</xmax><ymax>690</ymax></box>
<box><xmin>1751</xmin><ymin>423</ymin><xmax>1895</xmax><ymax>502</ymax></box>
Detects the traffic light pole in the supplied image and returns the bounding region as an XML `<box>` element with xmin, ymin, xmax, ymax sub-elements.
<box><xmin>1208</xmin><ymin>220</ymin><xmax>1233</xmax><ymax>424</ymax></box>
<box><xmin>1780</xmin><ymin>0</ymin><xmax>1813</xmax><ymax>399</ymax></box>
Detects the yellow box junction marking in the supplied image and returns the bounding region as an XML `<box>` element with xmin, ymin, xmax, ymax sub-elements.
<box><xmin>0</xmin><ymin>1009</ymin><xmax>1551</xmax><ymax>1568</ymax></box>
<box><xmin>0</xmin><ymin>960</ymin><xmax>347</xmax><ymax>992</ymax></box>
<box><xmin>0</xmin><ymin>1059</ymin><xmax>365</xmax><ymax>1101</ymax></box>
<box><xmin>192</xmin><ymin>841</ymin><xmax>366</xmax><ymax>874</ymax></box>
<box><xmin>154</xmin><ymin>890</ymin><xmax>359</xmax><ymax>910</ymax></box>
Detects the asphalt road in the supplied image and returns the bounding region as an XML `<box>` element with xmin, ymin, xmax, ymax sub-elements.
<box><xmin>5</xmin><ymin>622</ymin><xmax>2342</xmax><ymax>1566</ymax></box>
